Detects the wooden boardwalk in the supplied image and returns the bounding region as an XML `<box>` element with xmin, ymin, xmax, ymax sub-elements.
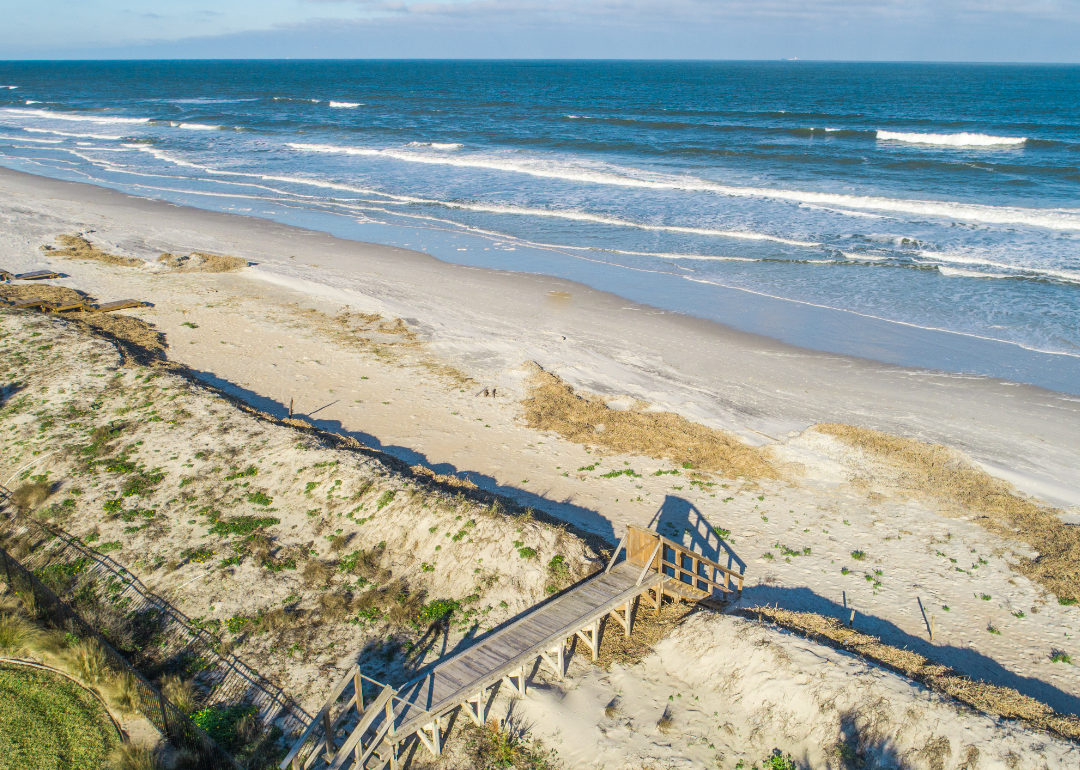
<box><xmin>282</xmin><ymin>526</ymin><xmax>743</xmax><ymax>770</ymax></box>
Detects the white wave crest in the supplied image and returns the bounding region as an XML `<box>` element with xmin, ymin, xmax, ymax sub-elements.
<box><xmin>842</xmin><ymin>252</ymin><xmax>887</xmax><ymax>261</ymax></box>
<box><xmin>284</xmin><ymin>141</ymin><xmax>1080</xmax><ymax>231</ymax></box>
<box><xmin>1</xmin><ymin>108</ymin><xmax>150</xmax><ymax>125</ymax></box>
<box><xmin>175</xmin><ymin>122</ymin><xmax>221</xmax><ymax>131</ymax></box>
<box><xmin>26</xmin><ymin>127</ymin><xmax>123</xmax><ymax>140</ymax></box>
<box><xmin>0</xmin><ymin>134</ymin><xmax>61</xmax><ymax>144</ymax></box>
<box><xmin>877</xmin><ymin>130</ymin><xmax>1026</xmax><ymax>147</ymax></box>
<box><xmin>1</xmin><ymin>86</ymin><xmax>16</xmax><ymax>90</ymax></box>
<box><xmin>937</xmin><ymin>266</ymin><xmax>1012</xmax><ymax>279</ymax></box>
<box><xmin>328</xmin><ymin>102</ymin><xmax>361</xmax><ymax>108</ymax></box>
<box><xmin>25</xmin><ymin>100</ymin><xmax>41</xmax><ymax>105</ymax></box>
<box><xmin>920</xmin><ymin>251</ymin><xmax>1080</xmax><ymax>284</ymax></box>
<box><xmin>126</xmin><ymin>144</ymin><xmax>206</xmax><ymax>169</ymax></box>
<box><xmin>407</xmin><ymin>142</ymin><xmax>463</xmax><ymax>150</ymax></box>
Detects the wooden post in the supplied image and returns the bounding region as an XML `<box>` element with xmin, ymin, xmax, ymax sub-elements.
<box><xmin>354</xmin><ymin>668</ymin><xmax>364</xmax><ymax>719</ymax></box>
<box><xmin>289</xmin><ymin>397</ymin><xmax>294</xmax><ymax>418</ymax></box>
<box><xmin>323</xmin><ymin>709</ymin><xmax>335</xmax><ymax>758</ymax></box>
<box><xmin>386</xmin><ymin>698</ymin><xmax>398</xmax><ymax>770</ymax></box>
<box><xmin>930</xmin><ymin>614</ymin><xmax>936</xmax><ymax>642</ymax></box>
<box><xmin>849</xmin><ymin>609</ymin><xmax>855</xmax><ymax>628</ymax></box>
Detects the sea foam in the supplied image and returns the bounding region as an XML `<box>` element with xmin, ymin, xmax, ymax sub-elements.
<box><xmin>1</xmin><ymin>108</ymin><xmax>150</xmax><ymax>125</ymax></box>
<box><xmin>285</xmin><ymin>141</ymin><xmax>1080</xmax><ymax>231</ymax></box>
<box><xmin>877</xmin><ymin>131</ymin><xmax>1027</xmax><ymax>147</ymax></box>
<box><xmin>26</xmin><ymin>127</ymin><xmax>124</xmax><ymax>140</ymax></box>
<box><xmin>328</xmin><ymin>102</ymin><xmax>362</xmax><ymax>108</ymax></box>
<box><xmin>407</xmin><ymin>142</ymin><xmax>463</xmax><ymax>150</ymax></box>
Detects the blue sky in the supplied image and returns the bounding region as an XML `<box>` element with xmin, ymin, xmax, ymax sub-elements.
<box><xmin>2</xmin><ymin>0</ymin><xmax>1079</xmax><ymax>61</ymax></box>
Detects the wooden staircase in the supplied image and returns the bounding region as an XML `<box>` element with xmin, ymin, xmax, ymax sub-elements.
<box><xmin>281</xmin><ymin>525</ymin><xmax>743</xmax><ymax>770</ymax></box>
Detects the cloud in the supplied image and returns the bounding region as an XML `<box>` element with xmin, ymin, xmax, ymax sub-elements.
<box><xmin>294</xmin><ymin>0</ymin><xmax>1080</xmax><ymax>24</ymax></box>
<box><xmin>7</xmin><ymin>0</ymin><xmax>1079</xmax><ymax>60</ymax></box>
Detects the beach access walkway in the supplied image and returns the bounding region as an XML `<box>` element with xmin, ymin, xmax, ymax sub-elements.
<box><xmin>282</xmin><ymin>525</ymin><xmax>744</xmax><ymax>770</ymax></box>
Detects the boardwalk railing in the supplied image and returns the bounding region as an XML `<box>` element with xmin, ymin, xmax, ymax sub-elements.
<box><xmin>626</xmin><ymin>524</ymin><xmax>744</xmax><ymax>601</ymax></box>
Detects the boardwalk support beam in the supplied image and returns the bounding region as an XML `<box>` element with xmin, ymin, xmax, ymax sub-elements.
<box><xmin>416</xmin><ymin>715</ymin><xmax>445</xmax><ymax>757</ymax></box>
<box><xmin>503</xmin><ymin>664</ymin><xmax>528</xmax><ymax>697</ymax></box>
<box><xmin>609</xmin><ymin>598</ymin><xmax>636</xmax><ymax>639</ymax></box>
<box><xmin>539</xmin><ymin>641</ymin><xmax>566</xmax><ymax>681</ymax></box>
<box><xmin>464</xmin><ymin>686</ymin><xmax>493</xmax><ymax>725</ymax></box>
<box><xmin>576</xmin><ymin>618</ymin><xmax>601</xmax><ymax>662</ymax></box>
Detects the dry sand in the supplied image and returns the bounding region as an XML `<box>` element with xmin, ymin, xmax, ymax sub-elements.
<box><xmin>2</xmin><ymin>166</ymin><xmax>1080</xmax><ymax>767</ymax></box>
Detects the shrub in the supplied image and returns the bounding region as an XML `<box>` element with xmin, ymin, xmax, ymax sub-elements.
<box><xmin>0</xmin><ymin>611</ymin><xmax>41</xmax><ymax>655</ymax></box>
<box><xmin>303</xmin><ymin>559</ymin><xmax>335</xmax><ymax>587</ymax></box>
<box><xmin>376</xmin><ymin>490</ymin><xmax>396</xmax><ymax>510</ymax></box>
<box><xmin>763</xmin><ymin>750</ymin><xmax>797</xmax><ymax>770</ymax></box>
<box><xmin>10</xmin><ymin>480</ymin><xmax>52</xmax><ymax>513</ymax></box>
<box><xmin>190</xmin><ymin>704</ymin><xmax>258</xmax><ymax>749</ymax></box>
<box><xmin>161</xmin><ymin>674</ymin><xmax>197</xmax><ymax>714</ymax></box>
<box><xmin>419</xmin><ymin>599</ymin><xmax>460</xmax><ymax>625</ymax></box>
<box><xmin>850</xmin><ymin>550</ymin><xmax>866</xmax><ymax>561</ymax></box>
<box><xmin>108</xmin><ymin>743</ymin><xmax>162</xmax><ymax>770</ymax></box>
<box><xmin>70</xmin><ymin>638</ymin><xmax>110</xmax><ymax>685</ymax></box>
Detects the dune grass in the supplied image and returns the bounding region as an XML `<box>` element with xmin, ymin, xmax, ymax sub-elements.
<box><xmin>522</xmin><ymin>365</ymin><xmax>776</xmax><ymax>479</ymax></box>
<box><xmin>0</xmin><ymin>663</ymin><xmax>119</xmax><ymax>770</ymax></box>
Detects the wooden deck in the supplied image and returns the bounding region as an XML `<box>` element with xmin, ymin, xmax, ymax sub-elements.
<box><xmin>283</xmin><ymin>527</ymin><xmax>743</xmax><ymax>770</ymax></box>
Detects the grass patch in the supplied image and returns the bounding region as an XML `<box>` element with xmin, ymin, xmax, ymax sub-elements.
<box><xmin>0</xmin><ymin>663</ymin><xmax>120</xmax><ymax>770</ymax></box>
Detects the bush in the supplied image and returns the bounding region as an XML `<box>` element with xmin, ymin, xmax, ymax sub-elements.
<box><xmin>11</xmin><ymin>480</ymin><xmax>52</xmax><ymax>513</ymax></box>
<box><xmin>161</xmin><ymin>674</ymin><xmax>197</xmax><ymax>714</ymax></box>
<box><xmin>763</xmin><ymin>750</ymin><xmax>797</xmax><ymax>770</ymax></box>
<box><xmin>0</xmin><ymin>611</ymin><xmax>41</xmax><ymax>655</ymax></box>
<box><xmin>190</xmin><ymin>704</ymin><xmax>258</xmax><ymax>749</ymax></box>
<box><xmin>69</xmin><ymin>638</ymin><xmax>110</xmax><ymax>685</ymax></box>
<box><xmin>107</xmin><ymin>743</ymin><xmax>162</xmax><ymax>770</ymax></box>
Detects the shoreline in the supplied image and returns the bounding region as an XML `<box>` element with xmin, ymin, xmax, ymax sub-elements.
<box><xmin>2</xmin><ymin>165</ymin><xmax>1079</xmax><ymax>508</ymax></box>
<box><xmin>3</xmin><ymin>158</ymin><xmax>1080</xmax><ymax>397</ymax></box>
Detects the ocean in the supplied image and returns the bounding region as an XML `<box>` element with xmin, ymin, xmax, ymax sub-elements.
<box><xmin>1</xmin><ymin>61</ymin><xmax>1078</xmax><ymax>392</ymax></box>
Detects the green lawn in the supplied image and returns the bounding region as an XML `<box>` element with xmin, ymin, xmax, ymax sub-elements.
<box><xmin>0</xmin><ymin>663</ymin><xmax>119</xmax><ymax>770</ymax></box>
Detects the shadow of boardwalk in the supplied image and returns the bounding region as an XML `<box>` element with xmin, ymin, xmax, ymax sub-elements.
<box><xmin>747</xmin><ymin>584</ymin><xmax>1080</xmax><ymax>718</ymax></box>
<box><xmin>187</xmin><ymin>368</ymin><xmax>617</xmax><ymax>544</ymax></box>
<box><xmin>649</xmin><ymin>495</ymin><xmax>745</xmax><ymax>576</ymax></box>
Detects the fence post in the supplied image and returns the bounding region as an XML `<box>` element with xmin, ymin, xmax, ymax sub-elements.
<box><xmin>159</xmin><ymin>692</ymin><xmax>171</xmax><ymax>741</ymax></box>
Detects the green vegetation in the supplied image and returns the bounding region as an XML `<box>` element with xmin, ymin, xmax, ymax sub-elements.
<box><xmin>246</xmin><ymin>491</ymin><xmax>273</xmax><ymax>506</ymax></box>
<box><xmin>209</xmin><ymin>515</ymin><xmax>280</xmax><ymax>537</ymax></box>
<box><xmin>375</xmin><ymin>490</ymin><xmax>396</xmax><ymax>510</ymax></box>
<box><xmin>0</xmin><ymin>663</ymin><xmax>120</xmax><ymax>770</ymax></box>
<box><xmin>599</xmin><ymin>468</ymin><xmax>641</xmax><ymax>479</ymax></box>
<box><xmin>419</xmin><ymin>599</ymin><xmax>460</xmax><ymax>624</ymax></box>
<box><xmin>850</xmin><ymin>550</ymin><xmax>866</xmax><ymax>561</ymax></box>
<box><xmin>464</xmin><ymin>719</ymin><xmax>557</xmax><ymax>770</ymax></box>
<box><xmin>1051</xmin><ymin>651</ymin><xmax>1073</xmax><ymax>664</ymax></box>
<box><xmin>762</xmin><ymin>751</ymin><xmax>797</xmax><ymax>770</ymax></box>
<box><xmin>223</xmin><ymin>466</ymin><xmax>257</xmax><ymax>481</ymax></box>
<box><xmin>190</xmin><ymin>704</ymin><xmax>257</xmax><ymax>749</ymax></box>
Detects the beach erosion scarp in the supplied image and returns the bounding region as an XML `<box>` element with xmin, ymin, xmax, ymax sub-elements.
<box><xmin>1</xmin><ymin>166</ymin><xmax>1080</xmax><ymax>767</ymax></box>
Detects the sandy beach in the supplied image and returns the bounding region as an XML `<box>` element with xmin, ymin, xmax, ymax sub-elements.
<box><xmin>2</xmin><ymin>164</ymin><xmax>1080</xmax><ymax>767</ymax></box>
